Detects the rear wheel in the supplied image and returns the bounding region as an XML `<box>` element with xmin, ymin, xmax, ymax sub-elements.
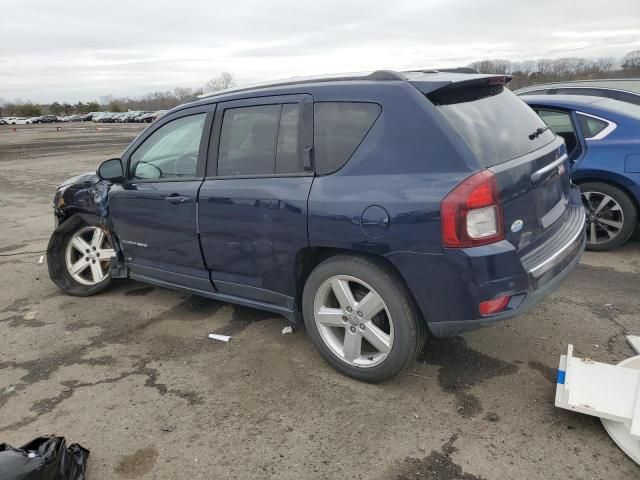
<box><xmin>302</xmin><ymin>255</ymin><xmax>426</xmax><ymax>382</ymax></box>
<box><xmin>580</xmin><ymin>182</ymin><xmax>637</xmax><ymax>251</ymax></box>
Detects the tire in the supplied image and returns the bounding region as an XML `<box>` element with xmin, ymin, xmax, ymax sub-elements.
<box><xmin>302</xmin><ymin>255</ymin><xmax>426</xmax><ymax>382</ymax></box>
<box><xmin>580</xmin><ymin>182</ymin><xmax>637</xmax><ymax>251</ymax></box>
<box><xmin>47</xmin><ymin>216</ymin><xmax>115</xmax><ymax>296</ymax></box>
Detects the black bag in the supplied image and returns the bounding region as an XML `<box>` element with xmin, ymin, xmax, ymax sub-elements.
<box><xmin>0</xmin><ymin>436</ymin><xmax>89</xmax><ymax>480</ymax></box>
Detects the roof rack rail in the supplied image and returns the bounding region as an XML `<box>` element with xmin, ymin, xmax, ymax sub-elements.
<box><xmin>404</xmin><ymin>67</ymin><xmax>480</xmax><ymax>74</ymax></box>
<box><xmin>198</xmin><ymin>70</ymin><xmax>409</xmax><ymax>99</ymax></box>
<box><xmin>367</xmin><ymin>70</ymin><xmax>408</xmax><ymax>80</ymax></box>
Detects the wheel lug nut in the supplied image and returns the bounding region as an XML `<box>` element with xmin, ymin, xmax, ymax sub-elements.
<box><xmin>349</xmin><ymin>326</ymin><xmax>356</xmax><ymax>333</ymax></box>
<box><xmin>96</xmin><ymin>253</ymin><xmax>100</xmax><ymax>257</ymax></box>
<box><xmin>85</xmin><ymin>257</ymin><xmax>89</xmax><ymax>261</ymax></box>
<box><xmin>359</xmin><ymin>324</ymin><xmax>365</xmax><ymax>330</ymax></box>
<box><xmin>92</xmin><ymin>260</ymin><xmax>96</xmax><ymax>264</ymax></box>
<box><xmin>346</xmin><ymin>307</ymin><xmax>353</xmax><ymax>313</ymax></box>
<box><xmin>357</xmin><ymin>311</ymin><xmax>363</xmax><ymax>317</ymax></box>
<box><xmin>85</xmin><ymin>249</ymin><xmax>89</xmax><ymax>253</ymax></box>
<box><xmin>342</xmin><ymin>316</ymin><xmax>348</xmax><ymax>322</ymax></box>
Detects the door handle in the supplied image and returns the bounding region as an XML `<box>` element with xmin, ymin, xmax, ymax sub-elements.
<box><xmin>165</xmin><ymin>194</ymin><xmax>190</xmax><ymax>204</ymax></box>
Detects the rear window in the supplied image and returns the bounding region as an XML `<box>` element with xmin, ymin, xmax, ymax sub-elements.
<box><xmin>594</xmin><ymin>98</ymin><xmax>640</xmax><ymax>120</ymax></box>
<box><xmin>314</xmin><ymin>102</ymin><xmax>381</xmax><ymax>175</ymax></box>
<box><xmin>429</xmin><ymin>85</ymin><xmax>555</xmax><ymax>167</ymax></box>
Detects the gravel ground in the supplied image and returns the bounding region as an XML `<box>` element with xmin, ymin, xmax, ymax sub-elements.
<box><xmin>1</xmin><ymin>123</ymin><xmax>639</xmax><ymax>479</ymax></box>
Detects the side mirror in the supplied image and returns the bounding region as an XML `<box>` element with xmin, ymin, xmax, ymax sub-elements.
<box><xmin>97</xmin><ymin>158</ymin><xmax>124</xmax><ymax>182</ymax></box>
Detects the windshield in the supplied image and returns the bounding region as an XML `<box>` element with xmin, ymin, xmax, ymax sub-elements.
<box><xmin>429</xmin><ymin>85</ymin><xmax>556</xmax><ymax>167</ymax></box>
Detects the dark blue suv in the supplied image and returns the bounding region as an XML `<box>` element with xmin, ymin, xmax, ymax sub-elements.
<box><xmin>47</xmin><ymin>70</ymin><xmax>585</xmax><ymax>382</ymax></box>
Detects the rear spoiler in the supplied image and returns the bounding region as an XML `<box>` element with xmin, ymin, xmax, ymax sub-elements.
<box><xmin>410</xmin><ymin>74</ymin><xmax>513</xmax><ymax>95</ymax></box>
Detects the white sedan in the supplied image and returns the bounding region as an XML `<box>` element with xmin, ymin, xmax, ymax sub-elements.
<box><xmin>8</xmin><ymin>117</ymin><xmax>29</xmax><ymax>125</ymax></box>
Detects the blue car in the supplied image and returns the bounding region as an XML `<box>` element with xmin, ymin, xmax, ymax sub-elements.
<box><xmin>48</xmin><ymin>71</ymin><xmax>585</xmax><ymax>382</ymax></box>
<box><xmin>522</xmin><ymin>95</ymin><xmax>640</xmax><ymax>250</ymax></box>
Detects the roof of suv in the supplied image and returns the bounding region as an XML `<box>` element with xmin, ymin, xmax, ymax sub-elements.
<box><xmin>171</xmin><ymin>68</ymin><xmax>511</xmax><ymax>114</ymax></box>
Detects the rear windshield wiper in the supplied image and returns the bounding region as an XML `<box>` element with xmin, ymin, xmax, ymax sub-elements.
<box><xmin>529</xmin><ymin>126</ymin><xmax>550</xmax><ymax>140</ymax></box>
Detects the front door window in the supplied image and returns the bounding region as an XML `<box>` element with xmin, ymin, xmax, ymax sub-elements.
<box><xmin>129</xmin><ymin>114</ymin><xmax>206</xmax><ymax>180</ymax></box>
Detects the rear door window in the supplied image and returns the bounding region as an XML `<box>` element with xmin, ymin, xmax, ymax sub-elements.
<box><xmin>218</xmin><ymin>105</ymin><xmax>281</xmax><ymax>176</ymax></box>
<box><xmin>276</xmin><ymin>104</ymin><xmax>300</xmax><ymax>174</ymax></box>
<box><xmin>314</xmin><ymin>102</ymin><xmax>381</xmax><ymax>175</ymax></box>
<box><xmin>428</xmin><ymin>85</ymin><xmax>555</xmax><ymax>167</ymax></box>
<box><xmin>536</xmin><ymin>109</ymin><xmax>581</xmax><ymax>158</ymax></box>
<box><xmin>217</xmin><ymin>103</ymin><xmax>304</xmax><ymax>176</ymax></box>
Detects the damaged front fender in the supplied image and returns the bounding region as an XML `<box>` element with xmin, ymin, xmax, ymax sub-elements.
<box><xmin>53</xmin><ymin>172</ymin><xmax>110</xmax><ymax>223</ymax></box>
<box><xmin>50</xmin><ymin>173</ymin><xmax>128</xmax><ymax>280</ymax></box>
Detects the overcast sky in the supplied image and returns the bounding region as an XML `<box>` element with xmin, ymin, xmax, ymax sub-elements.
<box><xmin>1</xmin><ymin>0</ymin><xmax>639</xmax><ymax>103</ymax></box>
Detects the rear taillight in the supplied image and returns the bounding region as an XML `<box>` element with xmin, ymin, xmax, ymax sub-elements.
<box><xmin>441</xmin><ymin>170</ymin><xmax>503</xmax><ymax>248</ymax></box>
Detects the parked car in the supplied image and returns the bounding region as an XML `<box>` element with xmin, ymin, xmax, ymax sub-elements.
<box><xmin>522</xmin><ymin>94</ymin><xmax>640</xmax><ymax>251</ymax></box>
<box><xmin>515</xmin><ymin>79</ymin><xmax>640</xmax><ymax>106</ymax></box>
<box><xmin>26</xmin><ymin>116</ymin><xmax>41</xmax><ymax>124</ymax></box>
<box><xmin>139</xmin><ymin>110</ymin><xmax>166</xmax><ymax>123</ymax></box>
<box><xmin>0</xmin><ymin>118</ymin><xmax>7</xmax><ymax>125</ymax></box>
<box><xmin>48</xmin><ymin>70</ymin><xmax>585</xmax><ymax>382</ymax></box>
<box><xmin>8</xmin><ymin>117</ymin><xmax>29</xmax><ymax>125</ymax></box>
<box><xmin>35</xmin><ymin>115</ymin><xmax>59</xmax><ymax>123</ymax></box>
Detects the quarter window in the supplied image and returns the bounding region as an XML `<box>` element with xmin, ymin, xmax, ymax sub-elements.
<box><xmin>578</xmin><ymin>114</ymin><xmax>609</xmax><ymax>139</ymax></box>
<box><xmin>129</xmin><ymin>113</ymin><xmax>206</xmax><ymax>180</ymax></box>
<box><xmin>313</xmin><ymin>102</ymin><xmax>381</xmax><ymax>175</ymax></box>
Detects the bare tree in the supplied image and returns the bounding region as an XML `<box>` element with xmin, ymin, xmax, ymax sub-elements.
<box><xmin>173</xmin><ymin>86</ymin><xmax>194</xmax><ymax>102</ymax></box>
<box><xmin>99</xmin><ymin>95</ymin><xmax>114</xmax><ymax>107</ymax></box>
<box><xmin>623</xmin><ymin>50</ymin><xmax>640</xmax><ymax>71</ymax></box>
<box><xmin>594</xmin><ymin>57</ymin><xmax>617</xmax><ymax>73</ymax></box>
<box><xmin>204</xmin><ymin>72</ymin><xmax>236</xmax><ymax>93</ymax></box>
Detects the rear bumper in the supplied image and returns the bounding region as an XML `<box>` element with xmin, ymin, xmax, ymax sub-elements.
<box><xmin>427</xmin><ymin>236</ymin><xmax>584</xmax><ymax>336</ymax></box>
<box><xmin>387</xmin><ymin>188</ymin><xmax>586</xmax><ymax>337</ymax></box>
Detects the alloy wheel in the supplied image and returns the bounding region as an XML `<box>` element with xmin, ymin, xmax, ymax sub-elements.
<box><xmin>581</xmin><ymin>191</ymin><xmax>625</xmax><ymax>245</ymax></box>
<box><xmin>313</xmin><ymin>275</ymin><xmax>394</xmax><ymax>368</ymax></box>
<box><xmin>65</xmin><ymin>226</ymin><xmax>116</xmax><ymax>285</ymax></box>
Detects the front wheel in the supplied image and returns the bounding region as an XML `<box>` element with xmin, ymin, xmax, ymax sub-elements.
<box><xmin>580</xmin><ymin>182</ymin><xmax>637</xmax><ymax>251</ymax></box>
<box><xmin>48</xmin><ymin>219</ymin><xmax>116</xmax><ymax>295</ymax></box>
<box><xmin>302</xmin><ymin>255</ymin><xmax>426</xmax><ymax>382</ymax></box>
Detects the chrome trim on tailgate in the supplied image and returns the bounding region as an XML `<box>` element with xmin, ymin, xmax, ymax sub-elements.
<box><xmin>526</xmin><ymin>210</ymin><xmax>585</xmax><ymax>277</ymax></box>
<box><xmin>531</xmin><ymin>154</ymin><xmax>568</xmax><ymax>183</ymax></box>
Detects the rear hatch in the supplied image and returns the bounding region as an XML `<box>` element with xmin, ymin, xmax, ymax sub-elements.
<box><xmin>425</xmin><ymin>78</ymin><xmax>571</xmax><ymax>253</ymax></box>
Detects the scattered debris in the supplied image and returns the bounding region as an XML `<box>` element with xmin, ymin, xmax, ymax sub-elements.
<box><xmin>37</xmin><ymin>255</ymin><xmax>44</xmax><ymax>265</ymax></box>
<box><xmin>627</xmin><ymin>335</ymin><xmax>640</xmax><ymax>355</ymax></box>
<box><xmin>556</xmin><ymin>344</ymin><xmax>640</xmax><ymax>465</ymax></box>
<box><xmin>4</xmin><ymin>386</ymin><xmax>15</xmax><ymax>395</ymax></box>
<box><xmin>281</xmin><ymin>326</ymin><xmax>293</xmax><ymax>335</ymax></box>
<box><xmin>160</xmin><ymin>426</ymin><xmax>175</xmax><ymax>433</ymax></box>
<box><xmin>484</xmin><ymin>412</ymin><xmax>500</xmax><ymax>422</ymax></box>
<box><xmin>23</xmin><ymin>311</ymin><xmax>38</xmax><ymax>321</ymax></box>
<box><xmin>0</xmin><ymin>436</ymin><xmax>89</xmax><ymax>480</ymax></box>
<box><xmin>208</xmin><ymin>333</ymin><xmax>231</xmax><ymax>342</ymax></box>
<box><xmin>403</xmin><ymin>372</ymin><xmax>431</xmax><ymax>380</ymax></box>
<box><xmin>604</xmin><ymin>303</ymin><xmax>614</xmax><ymax>308</ymax></box>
